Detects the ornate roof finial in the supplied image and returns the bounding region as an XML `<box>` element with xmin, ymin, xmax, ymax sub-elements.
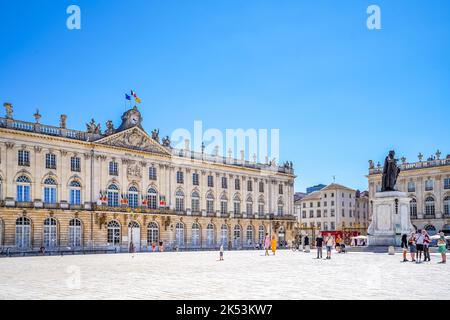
<box><xmin>436</xmin><ymin>149</ymin><xmax>441</xmax><ymax>160</ymax></box>
<box><xmin>60</xmin><ymin>114</ymin><xmax>67</xmax><ymax>129</ymax></box>
<box><xmin>34</xmin><ymin>109</ymin><xmax>41</xmax><ymax>123</ymax></box>
<box><xmin>418</xmin><ymin>152</ymin><xmax>423</xmax><ymax>162</ymax></box>
<box><xmin>3</xmin><ymin>102</ymin><xmax>13</xmax><ymax>119</ymax></box>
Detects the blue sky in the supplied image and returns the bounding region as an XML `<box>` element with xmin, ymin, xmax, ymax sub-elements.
<box><xmin>0</xmin><ymin>0</ymin><xmax>449</xmax><ymax>192</ymax></box>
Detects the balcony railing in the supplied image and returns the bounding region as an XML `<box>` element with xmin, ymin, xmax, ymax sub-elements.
<box><xmin>370</xmin><ymin>158</ymin><xmax>450</xmax><ymax>175</ymax></box>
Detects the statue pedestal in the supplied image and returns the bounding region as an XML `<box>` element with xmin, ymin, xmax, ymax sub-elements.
<box><xmin>368</xmin><ymin>191</ymin><xmax>414</xmax><ymax>247</ymax></box>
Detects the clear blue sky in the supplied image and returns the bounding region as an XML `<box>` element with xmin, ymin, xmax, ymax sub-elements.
<box><xmin>1</xmin><ymin>0</ymin><xmax>449</xmax><ymax>193</ymax></box>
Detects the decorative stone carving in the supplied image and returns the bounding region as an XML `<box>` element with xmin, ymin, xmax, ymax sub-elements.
<box><xmin>86</xmin><ymin>119</ymin><xmax>101</xmax><ymax>134</ymax></box>
<box><xmin>60</xmin><ymin>114</ymin><xmax>67</xmax><ymax>129</ymax></box>
<box><xmin>162</xmin><ymin>136</ymin><xmax>171</xmax><ymax>147</ymax></box>
<box><xmin>105</xmin><ymin>120</ymin><xmax>115</xmax><ymax>135</ymax></box>
<box><xmin>34</xmin><ymin>109</ymin><xmax>41</xmax><ymax>123</ymax></box>
<box><xmin>98</xmin><ymin>128</ymin><xmax>170</xmax><ymax>155</ymax></box>
<box><xmin>5</xmin><ymin>142</ymin><xmax>15</xmax><ymax>149</ymax></box>
<box><xmin>127</xmin><ymin>163</ymin><xmax>142</xmax><ymax>180</ymax></box>
<box><xmin>3</xmin><ymin>103</ymin><xmax>13</xmax><ymax>119</ymax></box>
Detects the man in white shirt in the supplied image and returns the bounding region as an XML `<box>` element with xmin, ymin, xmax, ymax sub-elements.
<box><xmin>415</xmin><ymin>230</ymin><xmax>425</xmax><ymax>263</ymax></box>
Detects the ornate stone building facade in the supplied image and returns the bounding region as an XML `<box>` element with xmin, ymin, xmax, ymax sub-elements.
<box><xmin>294</xmin><ymin>183</ymin><xmax>370</xmax><ymax>234</ymax></box>
<box><xmin>0</xmin><ymin>104</ymin><xmax>296</xmax><ymax>252</ymax></box>
<box><xmin>368</xmin><ymin>151</ymin><xmax>450</xmax><ymax>235</ymax></box>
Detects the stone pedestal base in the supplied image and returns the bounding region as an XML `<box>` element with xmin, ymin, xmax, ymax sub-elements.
<box><xmin>368</xmin><ymin>191</ymin><xmax>415</xmax><ymax>247</ymax></box>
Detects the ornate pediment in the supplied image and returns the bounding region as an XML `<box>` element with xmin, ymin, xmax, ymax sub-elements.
<box><xmin>95</xmin><ymin>127</ymin><xmax>171</xmax><ymax>156</ymax></box>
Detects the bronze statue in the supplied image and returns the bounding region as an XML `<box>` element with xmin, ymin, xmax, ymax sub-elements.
<box><xmin>381</xmin><ymin>150</ymin><xmax>400</xmax><ymax>192</ymax></box>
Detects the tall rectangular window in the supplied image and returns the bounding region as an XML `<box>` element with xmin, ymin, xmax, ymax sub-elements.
<box><xmin>235</xmin><ymin>179</ymin><xmax>240</xmax><ymax>190</ymax></box>
<box><xmin>192</xmin><ymin>173</ymin><xmax>199</xmax><ymax>186</ymax></box>
<box><xmin>444</xmin><ymin>178</ymin><xmax>450</xmax><ymax>190</ymax></box>
<box><xmin>109</xmin><ymin>161</ymin><xmax>118</xmax><ymax>176</ymax></box>
<box><xmin>71</xmin><ymin>157</ymin><xmax>81</xmax><ymax>172</ymax></box>
<box><xmin>18</xmin><ymin>150</ymin><xmax>30</xmax><ymax>166</ymax></box>
<box><xmin>44</xmin><ymin>187</ymin><xmax>57</xmax><ymax>204</ymax></box>
<box><xmin>425</xmin><ymin>180</ymin><xmax>433</xmax><ymax>191</ymax></box>
<box><xmin>247</xmin><ymin>180</ymin><xmax>253</xmax><ymax>192</ymax></box>
<box><xmin>177</xmin><ymin>171</ymin><xmax>184</xmax><ymax>184</ymax></box>
<box><xmin>149</xmin><ymin>167</ymin><xmax>157</xmax><ymax>180</ymax></box>
<box><xmin>16</xmin><ymin>185</ymin><xmax>30</xmax><ymax>202</ymax></box>
<box><xmin>46</xmin><ymin>153</ymin><xmax>57</xmax><ymax>169</ymax></box>
<box><xmin>207</xmin><ymin>175</ymin><xmax>214</xmax><ymax>187</ymax></box>
<box><xmin>407</xmin><ymin>181</ymin><xmax>416</xmax><ymax>192</ymax></box>
<box><xmin>70</xmin><ymin>189</ymin><xmax>81</xmax><ymax>205</ymax></box>
<box><xmin>222</xmin><ymin>177</ymin><xmax>228</xmax><ymax>189</ymax></box>
<box><xmin>279</xmin><ymin>184</ymin><xmax>283</xmax><ymax>194</ymax></box>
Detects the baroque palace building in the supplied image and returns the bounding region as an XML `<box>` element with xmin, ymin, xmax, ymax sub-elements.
<box><xmin>368</xmin><ymin>151</ymin><xmax>450</xmax><ymax>236</ymax></box>
<box><xmin>0</xmin><ymin>103</ymin><xmax>296</xmax><ymax>252</ymax></box>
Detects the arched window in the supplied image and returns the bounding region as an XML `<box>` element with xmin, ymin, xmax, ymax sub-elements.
<box><xmin>69</xmin><ymin>181</ymin><xmax>82</xmax><ymax>205</ymax></box>
<box><xmin>444</xmin><ymin>196</ymin><xmax>450</xmax><ymax>215</ymax></box>
<box><xmin>277</xmin><ymin>198</ymin><xmax>284</xmax><ymax>216</ymax></box>
<box><xmin>107</xmin><ymin>220</ymin><xmax>121</xmax><ymax>245</ymax></box>
<box><xmin>16</xmin><ymin>175</ymin><xmax>31</xmax><ymax>202</ymax></box>
<box><xmin>147</xmin><ymin>222</ymin><xmax>159</xmax><ymax>244</ymax></box>
<box><xmin>258</xmin><ymin>196</ymin><xmax>265</xmax><ymax>216</ymax></box>
<box><xmin>43</xmin><ymin>178</ymin><xmax>57</xmax><ymax>204</ymax></box>
<box><xmin>206</xmin><ymin>224</ymin><xmax>215</xmax><ymax>247</ymax></box>
<box><xmin>206</xmin><ymin>192</ymin><xmax>214</xmax><ymax>214</ymax></box>
<box><xmin>175</xmin><ymin>190</ymin><xmax>185</xmax><ymax>212</ymax></box>
<box><xmin>69</xmin><ymin>219</ymin><xmax>82</xmax><ymax>247</ymax></box>
<box><xmin>191</xmin><ymin>191</ymin><xmax>200</xmax><ymax>213</ymax></box>
<box><xmin>233</xmin><ymin>225</ymin><xmax>242</xmax><ymax>248</ymax></box>
<box><xmin>43</xmin><ymin>217</ymin><xmax>57</xmax><ymax>248</ymax></box>
<box><xmin>128</xmin><ymin>186</ymin><xmax>139</xmax><ymax>208</ymax></box>
<box><xmin>246</xmin><ymin>196</ymin><xmax>253</xmax><ymax>216</ymax></box>
<box><xmin>107</xmin><ymin>184</ymin><xmax>119</xmax><ymax>207</ymax></box>
<box><xmin>258</xmin><ymin>225</ymin><xmax>265</xmax><ymax>244</ymax></box>
<box><xmin>147</xmin><ymin>188</ymin><xmax>158</xmax><ymax>210</ymax></box>
<box><xmin>246</xmin><ymin>225</ymin><xmax>254</xmax><ymax>246</ymax></box>
<box><xmin>410</xmin><ymin>198</ymin><xmax>417</xmax><ymax>216</ymax></box>
<box><xmin>15</xmin><ymin>217</ymin><xmax>31</xmax><ymax>248</ymax></box>
<box><xmin>191</xmin><ymin>223</ymin><xmax>200</xmax><ymax>247</ymax></box>
<box><xmin>175</xmin><ymin>222</ymin><xmax>185</xmax><ymax>246</ymax></box>
<box><xmin>425</xmin><ymin>196</ymin><xmax>435</xmax><ymax>215</ymax></box>
<box><xmin>220</xmin><ymin>224</ymin><xmax>228</xmax><ymax>247</ymax></box>
<box><xmin>233</xmin><ymin>194</ymin><xmax>241</xmax><ymax>215</ymax></box>
<box><xmin>220</xmin><ymin>194</ymin><xmax>228</xmax><ymax>216</ymax></box>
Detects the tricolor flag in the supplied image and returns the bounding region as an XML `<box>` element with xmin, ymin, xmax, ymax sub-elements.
<box><xmin>130</xmin><ymin>90</ymin><xmax>141</xmax><ymax>103</ymax></box>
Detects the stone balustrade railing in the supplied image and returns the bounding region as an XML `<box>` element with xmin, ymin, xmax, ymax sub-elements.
<box><xmin>369</xmin><ymin>158</ymin><xmax>450</xmax><ymax>175</ymax></box>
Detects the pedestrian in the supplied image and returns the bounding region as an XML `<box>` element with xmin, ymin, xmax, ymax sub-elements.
<box><xmin>423</xmin><ymin>230</ymin><xmax>431</xmax><ymax>262</ymax></box>
<box><xmin>219</xmin><ymin>243</ymin><xmax>224</xmax><ymax>261</ymax></box>
<box><xmin>415</xmin><ymin>229</ymin><xmax>425</xmax><ymax>263</ymax></box>
<box><xmin>271</xmin><ymin>235</ymin><xmax>277</xmax><ymax>256</ymax></box>
<box><xmin>304</xmin><ymin>235</ymin><xmax>310</xmax><ymax>253</ymax></box>
<box><xmin>401</xmin><ymin>234</ymin><xmax>408</xmax><ymax>262</ymax></box>
<box><xmin>316</xmin><ymin>232</ymin><xmax>324</xmax><ymax>259</ymax></box>
<box><xmin>325</xmin><ymin>233</ymin><xmax>334</xmax><ymax>260</ymax></box>
<box><xmin>264</xmin><ymin>233</ymin><xmax>270</xmax><ymax>256</ymax></box>
<box><xmin>335</xmin><ymin>236</ymin><xmax>342</xmax><ymax>253</ymax></box>
<box><xmin>408</xmin><ymin>232</ymin><xmax>417</xmax><ymax>262</ymax></box>
<box><xmin>437</xmin><ymin>232</ymin><xmax>447</xmax><ymax>264</ymax></box>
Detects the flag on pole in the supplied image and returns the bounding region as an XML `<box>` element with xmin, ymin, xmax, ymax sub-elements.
<box><xmin>125</xmin><ymin>93</ymin><xmax>131</xmax><ymax>100</ymax></box>
<box><xmin>135</xmin><ymin>97</ymin><xmax>141</xmax><ymax>104</ymax></box>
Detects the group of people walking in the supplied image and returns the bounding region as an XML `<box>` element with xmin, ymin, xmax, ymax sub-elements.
<box><xmin>401</xmin><ymin>230</ymin><xmax>447</xmax><ymax>264</ymax></box>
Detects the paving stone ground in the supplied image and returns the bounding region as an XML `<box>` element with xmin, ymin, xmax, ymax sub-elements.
<box><xmin>0</xmin><ymin>250</ymin><xmax>448</xmax><ymax>300</ymax></box>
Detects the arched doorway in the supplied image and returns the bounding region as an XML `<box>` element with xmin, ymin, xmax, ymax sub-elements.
<box><xmin>128</xmin><ymin>221</ymin><xmax>141</xmax><ymax>252</ymax></box>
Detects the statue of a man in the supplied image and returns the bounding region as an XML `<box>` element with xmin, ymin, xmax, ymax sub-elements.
<box><xmin>381</xmin><ymin>150</ymin><xmax>400</xmax><ymax>192</ymax></box>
